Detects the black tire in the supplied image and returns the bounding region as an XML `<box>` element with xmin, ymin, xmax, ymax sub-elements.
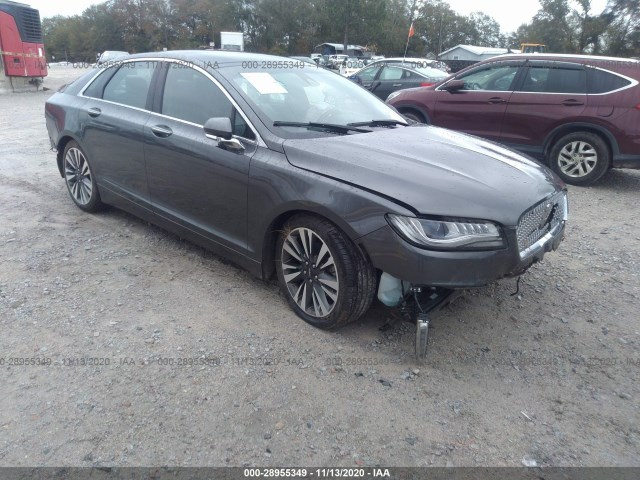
<box><xmin>548</xmin><ymin>132</ymin><xmax>610</xmax><ymax>186</ymax></box>
<box><xmin>275</xmin><ymin>214</ymin><xmax>376</xmax><ymax>330</ymax></box>
<box><xmin>402</xmin><ymin>110</ymin><xmax>427</xmax><ymax>124</ymax></box>
<box><xmin>62</xmin><ymin>140</ymin><xmax>103</xmax><ymax>212</ymax></box>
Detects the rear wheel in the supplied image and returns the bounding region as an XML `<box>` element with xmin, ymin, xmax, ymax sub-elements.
<box><xmin>275</xmin><ymin>214</ymin><xmax>376</xmax><ymax>330</ymax></box>
<box><xmin>548</xmin><ymin>132</ymin><xmax>610</xmax><ymax>186</ymax></box>
<box><xmin>62</xmin><ymin>141</ymin><xmax>103</xmax><ymax>212</ymax></box>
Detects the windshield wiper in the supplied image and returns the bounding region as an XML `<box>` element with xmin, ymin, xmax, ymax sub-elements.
<box><xmin>347</xmin><ymin>119</ymin><xmax>408</xmax><ymax>127</ymax></box>
<box><xmin>273</xmin><ymin>121</ymin><xmax>372</xmax><ymax>134</ymax></box>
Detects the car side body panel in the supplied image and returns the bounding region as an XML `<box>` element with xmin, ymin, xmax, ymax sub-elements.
<box><xmin>388</xmin><ymin>54</ymin><xmax>640</xmax><ymax>171</ymax></box>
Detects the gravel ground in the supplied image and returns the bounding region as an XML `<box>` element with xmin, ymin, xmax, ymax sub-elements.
<box><xmin>0</xmin><ymin>66</ymin><xmax>638</xmax><ymax>468</ymax></box>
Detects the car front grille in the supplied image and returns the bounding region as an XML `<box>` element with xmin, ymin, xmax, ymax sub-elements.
<box><xmin>516</xmin><ymin>191</ymin><xmax>567</xmax><ymax>259</ymax></box>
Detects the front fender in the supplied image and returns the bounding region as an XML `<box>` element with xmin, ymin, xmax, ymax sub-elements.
<box><xmin>246</xmin><ymin>147</ymin><xmax>413</xmax><ymax>268</ymax></box>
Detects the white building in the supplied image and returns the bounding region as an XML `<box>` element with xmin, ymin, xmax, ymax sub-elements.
<box><xmin>438</xmin><ymin>45</ymin><xmax>520</xmax><ymax>62</ymax></box>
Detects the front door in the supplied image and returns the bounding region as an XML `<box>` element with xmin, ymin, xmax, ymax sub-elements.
<box><xmin>433</xmin><ymin>61</ymin><xmax>522</xmax><ymax>142</ymax></box>
<box><xmin>144</xmin><ymin>62</ymin><xmax>258</xmax><ymax>253</ymax></box>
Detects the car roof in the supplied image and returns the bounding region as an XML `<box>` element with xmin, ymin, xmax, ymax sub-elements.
<box><xmin>363</xmin><ymin>58</ymin><xmax>439</xmax><ymax>68</ymax></box>
<box><xmin>487</xmin><ymin>53</ymin><xmax>640</xmax><ymax>65</ymax></box>
<box><xmin>379</xmin><ymin>57</ymin><xmax>436</xmax><ymax>63</ymax></box>
<box><xmin>125</xmin><ymin>50</ymin><xmax>291</xmax><ymax>65</ymax></box>
<box><xmin>353</xmin><ymin>58</ymin><xmax>444</xmax><ymax>75</ymax></box>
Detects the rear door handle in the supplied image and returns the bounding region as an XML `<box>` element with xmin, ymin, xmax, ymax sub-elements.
<box><xmin>87</xmin><ymin>107</ymin><xmax>102</xmax><ymax>118</ymax></box>
<box><xmin>392</xmin><ymin>83</ymin><xmax>402</xmax><ymax>87</ymax></box>
<box><xmin>487</xmin><ymin>97</ymin><xmax>506</xmax><ymax>104</ymax></box>
<box><xmin>562</xmin><ymin>99</ymin><xmax>584</xmax><ymax>106</ymax></box>
<box><xmin>151</xmin><ymin>125</ymin><xmax>173</xmax><ymax>138</ymax></box>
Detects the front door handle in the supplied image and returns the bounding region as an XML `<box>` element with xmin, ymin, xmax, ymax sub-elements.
<box><xmin>487</xmin><ymin>97</ymin><xmax>506</xmax><ymax>104</ymax></box>
<box><xmin>392</xmin><ymin>83</ymin><xmax>402</xmax><ymax>87</ymax></box>
<box><xmin>87</xmin><ymin>107</ymin><xmax>102</xmax><ymax>118</ymax></box>
<box><xmin>562</xmin><ymin>99</ymin><xmax>584</xmax><ymax>106</ymax></box>
<box><xmin>151</xmin><ymin>125</ymin><xmax>173</xmax><ymax>138</ymax></box>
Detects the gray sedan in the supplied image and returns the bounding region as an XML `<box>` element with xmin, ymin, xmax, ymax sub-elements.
<box><xmin>45</xmin><ymin>51</ymin><xmax>567</xmax><ymax>330</ymax></box>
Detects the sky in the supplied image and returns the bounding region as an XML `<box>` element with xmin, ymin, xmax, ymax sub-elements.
<box><xmin>26</xmin><ymin>0</ymin><xmax>610</xmax><ymax>33</ymax></box>
<box><xmin>446</xmin><ymin>0</ymin><xmax>609</xmax><ymax>33</ymax></box>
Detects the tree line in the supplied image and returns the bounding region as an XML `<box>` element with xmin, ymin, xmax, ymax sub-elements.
<box><xmin>41</xmin><ymin>0</ymin><xmax>639</xmax><ymax>63</ymax></box>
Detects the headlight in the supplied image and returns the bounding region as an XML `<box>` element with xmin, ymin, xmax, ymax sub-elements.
<box><xmin>386</xmin><ymin>91</ymin><xmax>402</xmax><ymax>102</ymax></box>
<box><xmin>386</xmin><ymin>214</ymin><xmax>506</xmax><ymax>250</ymax></box>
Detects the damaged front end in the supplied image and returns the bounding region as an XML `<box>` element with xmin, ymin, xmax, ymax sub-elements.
<box><xmin>377</xmin><ymin>272</ymin><xmax>457</xmax><ymax>362</ymax></box>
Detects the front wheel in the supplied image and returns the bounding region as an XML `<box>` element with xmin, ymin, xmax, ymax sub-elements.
<box><xmin>548</xmin><ymin>132</ymin><xmax>610</xmax><ymax>186</ymax></box>
<box><xmin>62</xmin><ymin>141</ymin><xmax>103</xmax><ymax>212</ymax></box>
<box><xmin>402</xmin><ymin>110</ymin><xmax>427</xmax><ymax>124</ymax></box>
<box><xmin>275</xmin><ymin>214</ymin><xmax>376</xmax><ymax>329</ymax></box>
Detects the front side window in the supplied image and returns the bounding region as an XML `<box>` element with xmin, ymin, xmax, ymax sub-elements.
<box><xmin>161</xmin><ymin>65</ymin><xmax>254</xmax><ymax>140</ymax></box>
<box><xmin>520</xmin><ymin>65</ymin><xmax>586</xmax><ymax>94</ymax></box>
<box><xmin>102</xmin><ymin>62</ymin><xmax>155</xmax><ymax>109</ymax></box>
<box><xmin>458</xmin><ymin>64</ymin><xmax>519</xmax><ymax>91</ymax></box>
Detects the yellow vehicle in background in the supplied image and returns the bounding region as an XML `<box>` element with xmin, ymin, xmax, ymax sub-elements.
<box><xmin>520</xmin><ymin>43</ymin><xmax>547</xmax><ymax>53</ymax></box>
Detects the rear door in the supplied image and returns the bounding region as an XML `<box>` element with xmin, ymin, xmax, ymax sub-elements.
<box><xmin>501</xmin><ymin>61</ymin><xmax>587</xmax><ymax>154</ymax></box>
<box><xmin>433</xmin><ymin>61</ymin><xmax>522</xmax><ymax>142</ymax></box>
<box><xmin>80</xmin><ymin>60</ymin><xmax>157</xmax><ymax>205</ymax></box>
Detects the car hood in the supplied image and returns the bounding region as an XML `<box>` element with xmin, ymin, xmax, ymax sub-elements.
<box><xmin>282</xmin><ymin>125</ymin><xmax>563</xmax><ymax>226</ymax></box>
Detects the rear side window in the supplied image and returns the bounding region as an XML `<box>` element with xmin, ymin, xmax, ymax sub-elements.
<box><xmin>161</xmin><ymin>65</ymin><xmax>255</xmax><ymax>140</ymax></box>
<box><xmin>83</xmin><ymin>66</ymin><xmax>118</xmax><ymax>99</ymax></box>
<box><xmin>520</xmin><ymin>66</ymin><xmax>586</xmax><ymax>94</ymax></box>
<box><xmin>379</xmin><ymin>66</ymin><xmax>404</xmax><ymax>81</ymax></box>
<box><xmin>587</xmin><ymin>68</ymin><xmax>631</xmax><ymax>93</ymax></box>
<box><xmin>405</xmin><ymin>69</ymin><xmax>424</xmax><ymax>80</ymax></box>
<box><xmin>102</xmin><ymin>62</ymin><xmax>155</xmax><ymax>109</ymax></box>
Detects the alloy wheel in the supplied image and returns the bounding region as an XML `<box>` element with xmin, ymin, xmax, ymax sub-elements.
<box><xmin>281</xmin><ymin>227</ymin><xmax>339</xmax><ymax>318</ymax></box>
<box><xmin>557</xmin><ymin>141</ymin><xmax>598</xmax><ymax>178</ymax></box>
<box><xmin>64</xmin><ymin>147</ymin><xmax>93</xmax><ymax>205</ymax></box>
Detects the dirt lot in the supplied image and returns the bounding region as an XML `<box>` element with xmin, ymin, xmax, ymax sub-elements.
<box><xmin>0</xmin><ymin>66</ymin><xmax>638</xmax><ymax>468</ymax></box>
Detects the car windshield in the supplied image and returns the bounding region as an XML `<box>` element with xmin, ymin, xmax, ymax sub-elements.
<box><xmin>221</xmin><ymin>63</ymin><xmax>405</xmax><ymax>138</ymax></box>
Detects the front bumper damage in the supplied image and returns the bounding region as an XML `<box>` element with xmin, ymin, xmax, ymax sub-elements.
<box><xmin>363</xmin><ymin>192</ymin><xmax>567</xmax><ymax>363</ymax></box>
<box><xmin>362</xmin><ymin>221</ymin><xmax>565</xmax><ymax>292</ymax></box>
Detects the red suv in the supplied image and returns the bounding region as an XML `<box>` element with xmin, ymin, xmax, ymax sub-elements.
<box><xmin>387</xmin><ymin>54</ymin><xmax>640</xmax><ymax>185</ymax></box>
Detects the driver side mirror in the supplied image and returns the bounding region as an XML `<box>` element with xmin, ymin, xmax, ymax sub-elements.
<box><xmin>442</xmin><ymin>79</ymin><xmax>465</xmax><ymax>92</ymax></box>
<box><xmin>204</xmin><ymin>117</ymin><xmax>233</xmax><ymax>140</ymax></box>
<box><xmin>349</xmin><ymin>75</ymin><xmax>362</xmax><ymax>85</ymax></box>
<box><xmin>204</xmin><ymin>117</ymin><xmax>245</xmax><ymax>153</ymax></box>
